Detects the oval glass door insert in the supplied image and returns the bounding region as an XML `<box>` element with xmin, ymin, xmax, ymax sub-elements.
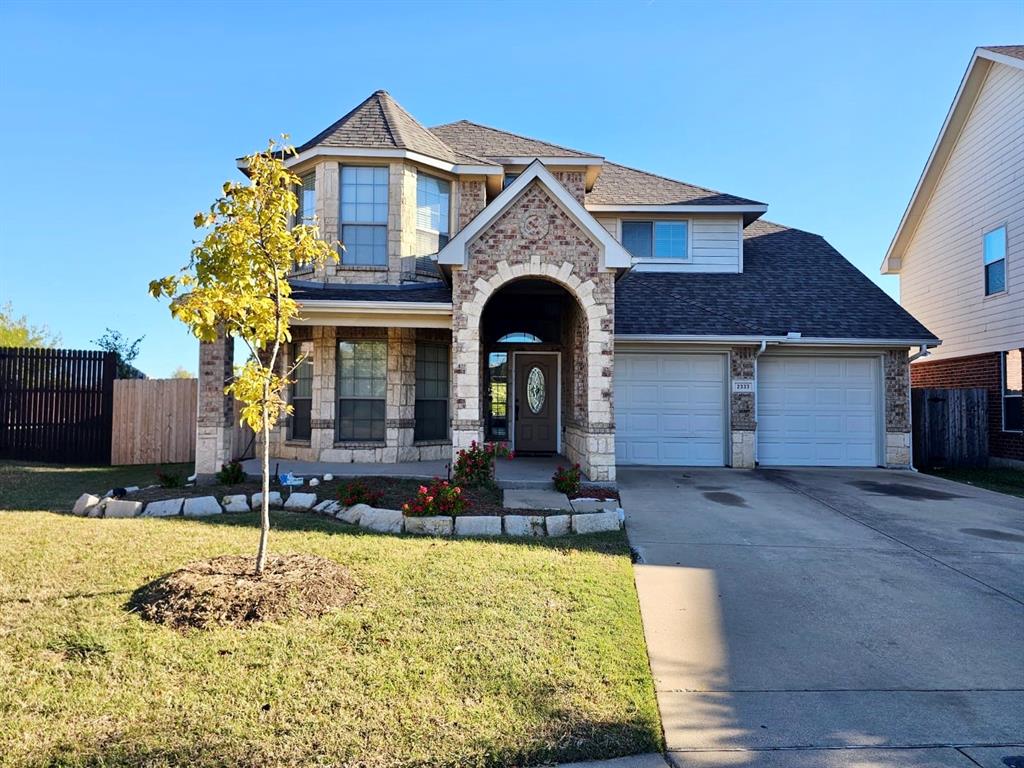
<box><xmin>527</xmin><ymin>366</ymin><xmax>545</xmax><ymax>413</ymax></box>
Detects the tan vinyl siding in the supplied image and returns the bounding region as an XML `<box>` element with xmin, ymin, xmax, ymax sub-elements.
<box><xmin>626</xmin><ymin>214</ymin><xmax>743</xmax><ymax>273</ymax></box>
<box><xmin>900</xmin><ymin>61</ymin><xmax>1024</xmax><ymax>361</ymax></box>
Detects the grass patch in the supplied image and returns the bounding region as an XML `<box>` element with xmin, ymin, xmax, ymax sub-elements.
<box><xmin>0</xmin><ymin>465</ymin><xmax>661</xmax><ymax>766</ymax></box>
<box><xmin>922</xmin><ymin>466</ymin><xmax>1024</xmax><ymax>498</ymax></box>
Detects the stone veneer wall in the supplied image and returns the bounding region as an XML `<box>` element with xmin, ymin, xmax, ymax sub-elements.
<box><xmin>267</xmin><ymin>326</ymin><xmax>452</xmax><ymax>464</ymax></box>
<box><xmin>450</xmin><ymin>179</ymin><xmax>617</xmax><ymax>481</ymax></box>
<box><xmin>729</xmin><ymin>346</ymin><xmax>757</xmax><ymax>468</ymax></box>
<box><xmin>195</xmin><ymin>335</ymin><xmax>236</xmax><ymax>479</ymax></box>
<box><xmin>884</xmin><ymin>348</ymin><xmax>912</xmax><ymax>467</ymax></box>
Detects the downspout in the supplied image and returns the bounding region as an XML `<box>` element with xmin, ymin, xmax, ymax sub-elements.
<box><xmin>752</xmin><ymin>339</ymin><xmax>769</xmax><ymax>465</ymax></box>
<box><xmin>908</xmin><ymin>343</ymin><xmax>931</xmax><ymax>363</ymax></box>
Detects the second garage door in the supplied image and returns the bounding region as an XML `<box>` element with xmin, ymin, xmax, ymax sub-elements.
<box><xmin>758</xmin><ymin>356</ymin><xmax>880</xmax><ymax>467</ymax></box>
<box><xmin>615</xmin><ymin>353</ymin><xmax>726</xmax><ymax>466</ymax></box>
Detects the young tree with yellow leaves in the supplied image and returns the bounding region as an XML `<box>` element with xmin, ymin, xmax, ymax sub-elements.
<box><xmin>151</xmin><ymin>140</ymin><xmax>336</xmax><ymax>574</ymax></box>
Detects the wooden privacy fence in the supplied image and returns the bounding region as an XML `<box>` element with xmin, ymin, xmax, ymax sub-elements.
<box><xmin>0</xmin><ymin>347</ymin><xmax>116</xmax><ymax>464</ymax></box>
<box><xmin>911</xmin><ymin>387</ymin><xmax>988</xmax><ymax>469</ymax></box>
<box><xmin>111</xmin><ymin>378</ymin><xmax>197</xmax><ymax>465</ymax></box>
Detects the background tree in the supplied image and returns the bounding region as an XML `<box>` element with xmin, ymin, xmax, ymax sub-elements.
<box><xmin>170</xmin><ymin>366</ymin><xmax>195</xmax><ymax>379</ymax></box>
<box><xmin>151</xmin><ymin>139</ymin><xmax>336</xmax><ymax>575</ymax></box>
<box><xmin>0</xmin><ymin>302</ymin><xmax>61</xmax><ymax>348</ymax></box>
<box><xmin>92</xmin><ymin>328</ymin><xmax>146</xmax><ymax>379</ymax></box>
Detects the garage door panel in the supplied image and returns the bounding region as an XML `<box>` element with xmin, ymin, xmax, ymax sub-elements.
<box><xmin>758</xmin><ymin>356</ymin><xmax>879</xmax><ymax>467</ymax></box>
<box><xmin>615</xmin><ymin>353</ymin><xmax>726</xmax><ymax>466</ymax></box>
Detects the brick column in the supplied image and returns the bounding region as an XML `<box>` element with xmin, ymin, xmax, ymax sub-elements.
<box><xmin>195</xmin><ymin>334</ymin><xmax>235</xmax><ymax>480</ymax></box>
<box><xmin>730</xmin><ymin>346</ymin><xmax>757</xmax><ymax>468</ymax></box>
<box><xmin>884</xmin><ymin>349</ymin><xmax>912</xmax><ymax>467</ymax></box>
<box><xmin>456</xmin><ymin>178</ymin><xmax>487</xmax><ymax>233</ymax></box>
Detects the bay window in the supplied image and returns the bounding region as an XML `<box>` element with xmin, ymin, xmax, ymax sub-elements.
<box><xmin>340</xmin><ymin>166</ymin><xmax>389</xmax><ymax>266</ymax></box>
<box><xmin>294</xmin><ymin>172</ymin><xmax>315</xmax><ymax>227</ymax></box>
<box><xmin>415</xmin><ymin>173</ymin><xmax>450</xmax><ymax>255</ymax></box>
<box><xmin>336</xmin><ymin>339</ymin><xmax>386</xmax><ymax>441</ymax></box>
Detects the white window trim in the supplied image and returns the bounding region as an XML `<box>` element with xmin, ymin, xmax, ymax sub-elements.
<box><xmin>623</xmin><ymin>218</ymin><xmax>694</xmax><ymax>263</ymax></box>
<box><xmin>1001</xmin><ymin>350</ymin><xmax>1023</xmax><ymax>433</ymax></box>
<box><xmin>982</xmin><ymin>223</ymin><xmax>1008</xmax><ymax>298</ymax></box>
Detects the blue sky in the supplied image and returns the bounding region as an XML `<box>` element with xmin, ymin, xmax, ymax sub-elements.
<box><xmin>0</xmin><ymin>0</ymin><xmax>1020</xmax><ymax>377</ymax></box>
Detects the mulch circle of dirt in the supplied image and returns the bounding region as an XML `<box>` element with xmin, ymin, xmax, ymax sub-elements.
<box><xmin>128</xmin><ymin>554</ymin><xmax>357</xmax><ymax>631</ymax></box>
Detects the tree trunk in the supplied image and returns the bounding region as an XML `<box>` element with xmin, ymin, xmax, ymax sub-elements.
<box><xmin>255</xmin><ymin>394</ymin><xmax>271</xmax><ymax>576</ymax></box>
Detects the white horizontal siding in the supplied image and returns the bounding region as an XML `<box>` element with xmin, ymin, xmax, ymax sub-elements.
<box><xmin>900</xmin><ymin>61</ymin><xmax>1024</xmax><ymax>361</ymax></box>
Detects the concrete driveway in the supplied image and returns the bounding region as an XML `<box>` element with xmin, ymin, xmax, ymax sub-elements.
<box><xmin>621</xmin><ymin>467</ymin><xmax>1024</xmax><ymax>768</ymax></box>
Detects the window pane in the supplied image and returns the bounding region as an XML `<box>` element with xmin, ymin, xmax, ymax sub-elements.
<box><xmin>295</xmin><ymin>172</ymin><xmax>315</xmax><ymax>227</ymax></box>
<box><xmin>288</xmin><ymin>341</ymin><xmax>314</xmax><ymax>440</ymax></box>
<box><xmin>622</xmin><ymin>221</ymin><xmax>653</xmax><ymax>259</ymax></box>
<box><xmin>415</xmin><ymin>343</ymin><xmax>449</xmax><ymax>441</ymax></box>
<box><xmin>416</xmin><ymin>174</ymin><xmax>450</xmax><ymax>235</ymax></box>
<box><xmin>984</xmin><ymin>227</ymin><xmax>1006</xmax><ymax>265</ymax></box>
<box><xmin>342</xmin><ymin>224</ymin><xmax>387</xmax><ymax>265</ymax></box>
<box><xmin>985</xmin><ymin>260</ymin><xmax>1006</xmax><ymax>295</ymax></box>
<box><xmin>654</xmin><ymin>221</ymin><xmax>688</xmax><ymax>259</ymax></box>
<box><xmin>414</xmin><ymin>399</ymin><xmax>447</xmax><ymax>441</ymax></box>
<box><xmin>341</xmin><ymin>165</ymin><xmax>389</xmax><ymax>224</ymax></box>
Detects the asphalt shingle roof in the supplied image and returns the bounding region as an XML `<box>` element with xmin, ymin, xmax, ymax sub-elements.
<box><xmin>615</xmin><ymin>219</ymin><xmax>939</xmax><ymax>341</ymax></box>
<box><xmin>290</xmin><ymin>280</ymin><xmax>452</xmax><ymax>304</ymax></box>
<box><xmin>429</xmin><ymin>120</ymin><xmax>598</xmax><ymax>159</ymax></box>
<box><xmin>295</xmin><ymin>91</ymin><xmax>486</xmax><ymax>166</ymax></box>
<box><xmin>587</xmin><ymin>162</ymin><xmax>764</xmax><ymax>207</ymax></box>
<box><xmin>982</xmin><ymin>45</ymin><xmax>1024</xmax><ymax>60</ymax></box>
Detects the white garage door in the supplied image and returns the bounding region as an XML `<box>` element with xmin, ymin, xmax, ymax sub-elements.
<box><xmin>758</xmin><ymin>356</ymin><xmax>880</xmax><ymax>467</ymax></box>
<box><xmin>615</xmin><ymin>353</ymin><xmax>726</xmax><ymax>466</ymax></box>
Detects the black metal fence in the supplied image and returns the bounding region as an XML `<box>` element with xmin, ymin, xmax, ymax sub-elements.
<box><xmin>0</xmin><ymin>348</ymin><xmax>116</xmax><ymax>464</ymax></box>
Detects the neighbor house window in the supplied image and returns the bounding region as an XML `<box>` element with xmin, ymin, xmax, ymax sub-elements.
<box><xmin>415</xmin><ymin>173</ymin><xmax>450</xmax><ymax>255</ymax></box>
<box><xmin>340</xmin><ymin>166</ymin><xmax>388</xmax><ymax>266</ymax></box>
<box><xmin>984</xmin><ymin>226</ymin><xmax>1007</xmax><ymax>295</ymax></box>
<box><xmin>414</xmin><ymin>343</ymin><xmax>449</xmax><ymax>441</ymax></box>
<box><xmin>336</xmin><ymin>339</ymin><xmax>386</xmax><ymax>441</ymax></box>
<box><xmin>1003</xmin><ymin>349</ymin><xmax>1023</xmax><ymax>432</ymax></box>
<box><xmin>288</xmin><ymin>341</ymin><xmax>314</xmax><ymax>441</ymax></box>
<box><xmin>294</xmin><ymin>172</ymin><xmax>315</xmax><ymax>227</ymax></box>
<box><xmin>622</xmin><ymin>220</ymin><xmax>689</xmax><ymax>260</ymax></box>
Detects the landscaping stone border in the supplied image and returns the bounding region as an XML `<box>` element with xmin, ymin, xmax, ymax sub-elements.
<box><xmin>69</xmin><ymin>492</ymin><xmax>624</xmax><ymax>538</ymax></box>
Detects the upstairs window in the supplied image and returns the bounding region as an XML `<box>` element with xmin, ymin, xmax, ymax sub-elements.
<box><xmin>415</xmin><ymin>173</ymin><xmax>450</xmax><ymax>255</ymax></box>
<box><xmin>984</xmin><ymin>226</ymin><xmax>1007</xmax><ymax>295</ymax></box>
<box><xmin>622</xmin><ymin>220</ymin><xmax>689</xmax><ymax>260</ymax></box>
<box><xmin>503</xmin><ymin>173</ymin><xmax>520</xmax><ymax>189</ymax></box>
<box><xmin>340</xmin><ymin>166</ymin><xmax>389</xmax><ymax>266</ymax></box>
<box><xmin>1003</xmin><ymin>349</ymin><xmax>1022</xmax><ymax>432</ymax></box>
<box><xmin>287</xmin><ymin>341</ymin><xmax>313</xmax><ymax>441</ymax></box>
<box><xmin>294</xmin><ymin>172</ymin><xmax>315</xmax><ymax>227</ymax></box>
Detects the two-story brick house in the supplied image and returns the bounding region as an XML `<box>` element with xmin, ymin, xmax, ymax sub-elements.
<box><xmin>196</xmin><ymin>90</ymin><xmax>937</xmax><ymax>481</ymax></box>
<box><xmin>883</xmin><ymin>46</ymin><xmax>1023</xmax><ymax>465</ymax></box>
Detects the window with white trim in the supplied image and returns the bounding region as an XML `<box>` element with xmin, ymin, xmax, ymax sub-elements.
<box><xmin>622</xmin><ymin>220</ymin><xmax>688</xmax><ymax>260</ymax></box>
<box><xmin>294</xmin><ymin>172</ymin><xmax>315</xmax><ymax>228</ymax></box>
<box><xmin>287</xmin><ymin>341</ymin><xmax>313</xmax><ymax>441</ymax></box>
<box><xmin>984</xmin><ymin>226</ymin><xmax>1007</xmax><ymax>295</ymax></box>
<box><xmin>1002</xmin><ymin>349</ymin><xmax>1022</xmax><ymax>432</ymax></box>
<box><xmin>340</xmin><ymin>166</ymin><xmax>389</xmax><ymax>266</ymax></box>
<box><xmin>336</xmin><ymin>339</ymin><xmax>387</xmax><ymax>441</ymax></box>
<box><xmin>414</xmin><ymin>343</ymin><xmax>449</xmax><ymax>441</ymax></box>
<box><xmin>415</xmin><ymin>173</ymin><xmax>450</xmax><ymax>255</ymax></box>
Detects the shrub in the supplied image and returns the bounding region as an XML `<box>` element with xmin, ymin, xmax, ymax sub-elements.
<box><xmin>552</xmin><ymin>463</ymin><xmax>582</xmax><ymax>496</ymax></box>
<box><xmin>155</xmin><ymin>468</ymin><xmax>185</xmax><ymax>489</ymax></box>
<box><xmin>402</xmin><ymin>478</ymin><xmax>468</xmax><ymax>517</ymax></box>
<box><xmin>339</xmin><ymin>479</ymin><xmax>384</xmax><ymax>508</ymax></box>
<box><xmin>453</xmin><ymin>441</ymin><xmax>513</xmax><ymax>487</ymax></box>
<box><xmin>216</xmin><ymin>460</ymin><xmax>246</xmax><ymax>485</ymax></box>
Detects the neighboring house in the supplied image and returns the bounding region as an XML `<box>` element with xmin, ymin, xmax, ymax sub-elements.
<box><xmin>882</xmin><ymin>46</ymin><xmax>1024</xmax><ymax>465</ymax></box>
<box><xmin>196</xmin><ymin>90</ymin><xmax>937</xmax><ymax>481</ymax></box>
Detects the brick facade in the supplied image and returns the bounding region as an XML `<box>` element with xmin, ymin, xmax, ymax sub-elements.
<box><xmin>883</xmin><ymin>349</ymin><xmax>912</xmax><ymax>467</ymax></box>
<box><xmin>729</xmin><ymin>346</ymin><xmax>757</xmax><ymax>468</ymax></box>
<box><xmin>450</xmin><ymin>179</ymin><xmax>617</xmax><ymax>481</ymax></box>
<box><xmin>910</xmin><ymin>351</ymin><xmax>1024</xmax><ymax>462</ymax></box>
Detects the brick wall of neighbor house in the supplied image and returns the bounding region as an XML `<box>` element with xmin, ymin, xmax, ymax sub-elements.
<box><xmin>195</xmin><ymin>334</ymin><xmax>235</xmax><ymax>479</ymax></box>
<box><xmin>883</xmin><ymin>349</ymin><xmax>912</xmax><ymax>467</ymax></box>
<box><xmin>729</xmin><ymin>346</ymin><xmax>756</xmax><ymax>468</ymax></box>
<box><xmin>910</xmin><ymin>351</ymin><xmax>1024</xmax><ymax>461</ymax></box>
<box><xmin>268</xmin><ymin>326</ymin><xmax>452</xmax><ymax>464</ymax></box>
<box><xmin>451</xmin><ymin>180</ymin><xmax>617</xmax><ymax>481</ymax></box>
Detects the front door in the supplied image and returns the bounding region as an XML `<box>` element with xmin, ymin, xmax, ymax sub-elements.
<box><xmin>514</xmin><ymin>354</ymin><xmax>557</xmax><ymax>454</ymax></box>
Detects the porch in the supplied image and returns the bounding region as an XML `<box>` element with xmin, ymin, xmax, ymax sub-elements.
<box><xmin>240</xmin><ymin>454</ymin><xmax>596</xmax><ymax>489</ymax></box>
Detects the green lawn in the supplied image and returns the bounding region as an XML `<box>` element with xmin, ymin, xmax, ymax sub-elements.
<box><xmin>923</xmin><ymin>466</ymin><xmax>1024</xmax><ymax>498</ymax></box>
<box><xmin>0</xmin><ymin>464</ymin><xmax>661</xmax><ymax>767</ymax></box>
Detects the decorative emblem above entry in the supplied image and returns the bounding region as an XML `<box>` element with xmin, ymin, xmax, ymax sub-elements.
<box><xmin>520</xmin><ymin>212</ymin><xmax>549</xmax><ymax>241</ymax></box>
<box><xmin>527</xmin><ymin>366</ymin><xmax>545</xmax><ymax>413</ymax></box>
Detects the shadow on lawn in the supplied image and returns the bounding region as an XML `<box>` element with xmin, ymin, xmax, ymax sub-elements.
<box><xmin>182</xmin><ymin>509</ymin><xmax>631</xmax><ymax>557</ymax></box>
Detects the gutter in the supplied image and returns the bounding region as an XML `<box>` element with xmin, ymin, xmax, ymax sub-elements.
<box><xmin>615</xmin><ymin>334</ymin><xmax>941</xmax><ymax>348</ymax></box>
